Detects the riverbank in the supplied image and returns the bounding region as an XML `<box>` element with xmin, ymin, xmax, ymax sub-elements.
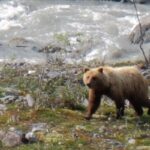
<box><xmin>0</xmin><ymin>62</ymin><xmax>150</xmax><ymax>149</ymax></box>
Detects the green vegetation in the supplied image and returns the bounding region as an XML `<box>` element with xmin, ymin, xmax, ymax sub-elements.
<box><xmin>0</xmin><ymin>63</ymin><xmax>150</xmax><ymax>150</ymax></box>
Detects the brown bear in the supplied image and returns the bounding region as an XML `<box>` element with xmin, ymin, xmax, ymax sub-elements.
<box><xmin>83</xmin><ymin>66</ymin><xmax>150</xmax><ymax>120</ymax></box>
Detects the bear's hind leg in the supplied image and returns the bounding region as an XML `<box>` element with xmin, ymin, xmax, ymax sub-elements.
<box><xmin>130</xmin><ymin>101</ymin><xmax>143</xmax><ymax>116</ymax></box>
<box><xmin>115</xmin><ymin>100</ymin><xmax>125</xmax><ymax>119</ymax></box>
<box><xmin>140</xmin><ymin>99</ymin><xmax>150</xmax><ymax>115</ymax></box>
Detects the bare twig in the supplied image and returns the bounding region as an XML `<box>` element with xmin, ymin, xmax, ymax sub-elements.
<box><xmin>132</xmin><ymin>0</ymin><xmax>149</xmax><ymax>66</ymax></box>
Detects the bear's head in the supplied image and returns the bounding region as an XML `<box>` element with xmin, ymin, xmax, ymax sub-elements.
<box><xmin>83</xmin><ymin>67</ymin><xmax>109</xmax><ymax>91</ymax></box>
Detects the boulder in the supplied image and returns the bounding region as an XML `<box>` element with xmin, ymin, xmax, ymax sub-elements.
<box><xmin>2</xmin><ymin>131</ymin><xmax>22</xmax><ymax>147</ymax></box>
<box><xmin>25</xmin><ymin>94</ymin><xmax>35</xmax><ymax>107</ymax></box>
<box><xmin>129</xmin><ymin>17</ymin><xmax>150</xmax><ymax>44</ymax></box>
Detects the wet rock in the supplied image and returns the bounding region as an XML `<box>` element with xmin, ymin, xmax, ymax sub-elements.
<box><xmin>129</xmin><ymin>17</ymin><xmax>150</xmax><ymax>44</ymax></box>
<box><xmin>2</xmin><ymin>131</ymin><xmax>22</xmax><ymax>147</ymax></box>
<box><xmin>25</xmin><ymin>94</ymin><xmax>35</xmax><ymax>107</ymax></box>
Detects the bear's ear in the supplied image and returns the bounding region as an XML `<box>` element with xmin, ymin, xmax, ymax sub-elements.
<box><xmin>98</xmin><ymin>67</ymin><xmax>103</xmax><ymax>73</ymax></box>
<box><xmin>84</xmin><ymin>68</ymin><xmax>90</xmax><ymax>73</ymax></box>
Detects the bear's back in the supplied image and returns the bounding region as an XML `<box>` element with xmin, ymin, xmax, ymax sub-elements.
<box><xmin>108</xmin><ymin>66</ymin><xmax>148</xmax><ymax>100</ymax></box>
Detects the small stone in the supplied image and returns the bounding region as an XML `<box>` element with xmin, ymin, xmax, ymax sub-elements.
<box><xmin>8</xmin><ymin>127</ymin><xmax>23</xmax><ymax>137</ymax></box>
<box><xmin>82</xmin><ymin>99</ymin><xmax>88</xmax><ymax>107</ymax></box>
<box><xmin>118</xmin><ymin>125</ymin><xmax>126</xmax><ymax>130</ymax></box>
<box><xmin>0</xmin><ymin>104</ymin><xmax>7</xmax><ymax>111</ymax></box>
<box><xmin>31</xmin><ymin>123</ymin><xmax>48</xmax><ymax>133</ymax></box>
<box><xmin>93</xmin><ymin>133</ymin><xmax>101</xmax><ymax>138</ymax></box>
<box><xmin>99</xmin><ymin>126</ymin><xmax>106</xmax><ymax>133</ymax></box>
<box><xmin>108</xmin><ymin>117</ymin><xmax>112</xmax><ymax>121</ymax></box>
<box><xmin>9</xmin><ymin>127</ymin><xmax>16</xmax><ymax>132</ymax></box>
<box><xmin>25</xmin><ymin>94</ymin><xmax>35</xmax><ymax>107</ymax></box>
<box><xmin>25</xmin><ymin>132</ymin><xmax>37</xmax><ymax>143</ymax></box>
<box><xmin>28</xmin><ymin>70</ymin><xmax>36</xmax><ymax>75</ymax></box>
<box><xmin>128</xmin><ymin>138</ymin><xmax>136</xmax><ymax>144</ymax></box>
<box><xmin>2</xmin><ymin>131</ymin><xmax>21</xmax><ymax>147</ymax></box>
<box><xmin>47</xmin><ymin>71</ymin><xmax>61</xmax><ymax>79</ymax></box>
<box><xmin>25</xmin><ymin>132</ymin><xmax>34</xmax><ymax>139</ymax></box>
<box><xmin>93</xmin><ymin>114</ymin><xmax>100</xmax><ymax>119</ymax></box>
<box><xmin>75</xmin><ymin>125</ymin><xmax>87</xmax><ymax>131</ymax></box>
<box><xmin>0</xmin><ymin>130</ymin><xmax>6</xmax><ymax>140</ymax></box>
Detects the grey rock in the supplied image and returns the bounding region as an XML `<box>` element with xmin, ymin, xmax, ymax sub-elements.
<box><xmin>46</xmin><ymin>71</ymin><xmax>63</xmax><ymax>79</ymax></box>
<box><xmin>129</xmin><ymin>17</ymin><xmax>150</xmax><ymax>44</ymax></box>
<box><xmin>15</xmin><ymin>96</ymin><xmax>25</xmax><ymax>103</ymax></box>
<box><xmin>9</xmin><ymin>37</ymin><xmax>42</xmax><ymax>50</ymax></box>
<box><xmin>82</xmin><ymin>99</ymin><xmax>88</xmax><ymax>107</ymax></box>
<box><xmin>0</xmin><ymin>104</ymin><xmax>7</xmax><ymax>111</ymax></box>
<box><xmin>2</xmin><ymin>131</ymin><xmax>22</xmax><ymax>147</ymax></box>
<box><xmin>8</xmin><ymin>127</ymin><xmax>23</xmax><ymax>137</ymax></box>
<box><xmin>25</xmin><ymin>94</ymin><xmax>35</xmax><ymax>107</ymax></box>
<box><xmin>0</xmin><ymin>95</ymin><xmax>17</xmax><ymax>104</ymax></box>
<box><xmin>4</xmin><ymin>88</ymin><xmax>20</xmax><ymax>96</ymax></box>
<box><xmin>0</xmin><ymin>130</ymin><xmax>6</xmax><ymax>140</ymax></box>
<box><xmin>25</xmin><ymin>132</ymin><xmax>37</xmax><ymax>143</ymax></box>
<box><xmin>31</xmin><ymin>123</ymin><xmax>48</xmax><ymax>132</ymax></box>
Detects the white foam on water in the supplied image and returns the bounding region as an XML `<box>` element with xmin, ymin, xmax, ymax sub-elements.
<box><xmin>0</xmin><ymin>0</ymin><xmax>149</xmax><ymax>64</ymax></box>
<box><xmin>0</xmin><ymin>20</ymin><xmax>23</xmax><ymax>30</ymax></box>
<box><xmin>0</xmin><ymin>1</ymin><xmax>26</xmax><ymax>31</ymax></box>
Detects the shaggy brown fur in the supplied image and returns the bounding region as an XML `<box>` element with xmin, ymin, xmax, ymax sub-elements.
<box><xmin>83</xmin><ymin>66</ymin><xmax>150</xmax><ymax>120</ymax></box>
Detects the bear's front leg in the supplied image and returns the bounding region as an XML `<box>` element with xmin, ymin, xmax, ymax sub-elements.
<box><xmin>115</xmin><ymin>100</ymin><xmax>125</xmax><ymax>119</ymax></box>
<box><xmin>85</xmin><ymin>89</ymin><xmax>101</xmax><ymax>120</ymax></box>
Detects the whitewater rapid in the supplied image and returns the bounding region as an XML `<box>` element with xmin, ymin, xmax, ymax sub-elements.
<box><xmin>0</xmin><ymin>0</ymin><xmax>150</xmax><ymax>64</ymax></box>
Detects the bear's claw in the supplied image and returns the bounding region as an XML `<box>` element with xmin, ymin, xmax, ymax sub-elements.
<box><xmin>85</xmin><ymin>115</ymin><xmax>91</xmax><ymax>120</ymax></box>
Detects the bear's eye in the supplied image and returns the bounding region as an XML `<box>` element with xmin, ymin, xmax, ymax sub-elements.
<box><xmin>86</xmin><ymin>76</ymin><xmax>89</xmax><ymax>79</ymax></box>
<box><xmin>92</xmin><ymin>77</ymin><xmax>97</xmax><ymax>80</ymax></box>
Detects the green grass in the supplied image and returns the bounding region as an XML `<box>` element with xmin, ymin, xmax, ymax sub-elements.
<box><xmin>0</xmin><ymin>63</ymin><xmax>150</xmax><ymax>149</ymax></box>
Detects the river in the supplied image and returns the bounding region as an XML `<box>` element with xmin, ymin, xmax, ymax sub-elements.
<box><xmin>0</xmin><ymin>0</ymin><xmax>149</xmax><ymax>64</ymax></box>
